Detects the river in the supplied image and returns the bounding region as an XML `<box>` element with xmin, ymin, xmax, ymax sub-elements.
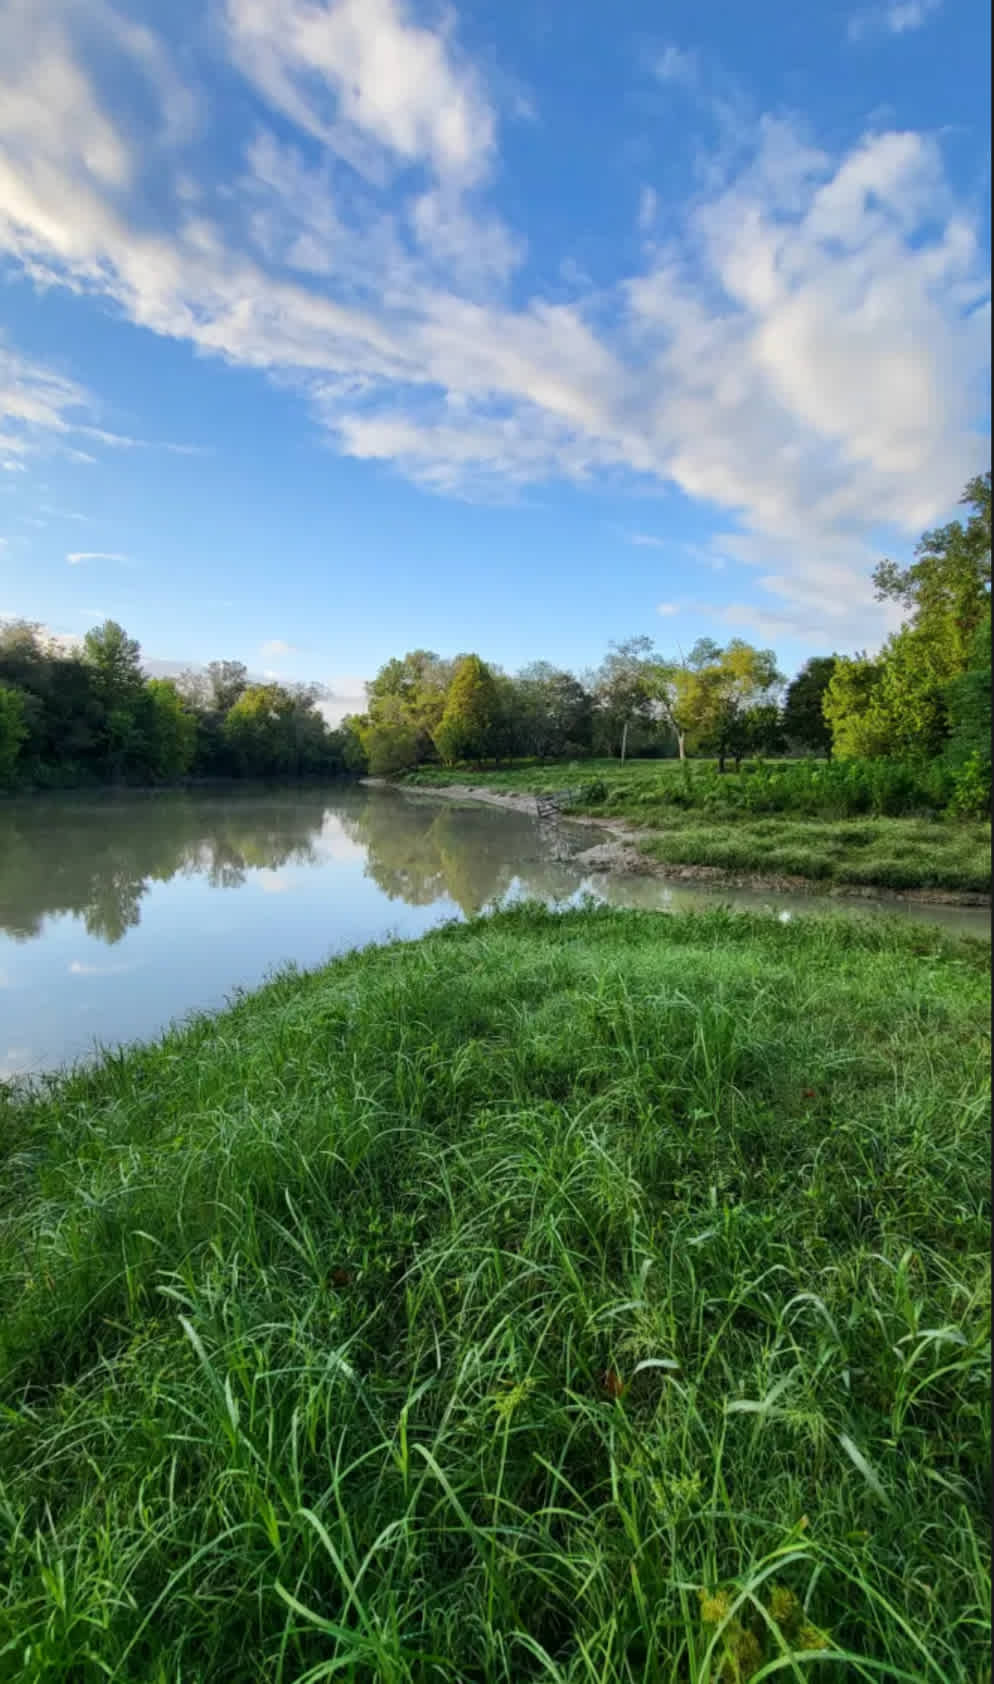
<box><xmin>1</xmin><ymin>783</ymin><xmax>988</xmax><ymax>1076</ymax></box>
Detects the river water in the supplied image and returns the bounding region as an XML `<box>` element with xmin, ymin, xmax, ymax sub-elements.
<box><xmin>1</xmin><ymin>783</ymin><xmax>988</xmax><ymax>1076</ymax></box>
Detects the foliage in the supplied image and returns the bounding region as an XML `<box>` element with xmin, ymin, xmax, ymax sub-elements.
<box><xmin>782</xmin><ymin>656</ymin><xmax>838</xmax><ymax>756</ymax></box>
<box><xmin>432</xmin><ymin>654</ymin><xmax>502</xmax><ymax>765</ymax></box>
<box><xmin>143</xmin><ymin>679</ymin><xmax>198</xmax><ymax>781</ymax></box>
<box><xmin>822</xmin><ymin>657</ymin><xmax>891</xmax><ymax>759</ymax></box>
<box><xmin>0</xmin><ymin>904</ymin><xmax>988</xmax><ymax>1680</ymax></box>
<box><xmin>0</xmin><ymin>681</ymin><xmax>27</xmax><ymax>786</ymax></box>
<box><xmin>0</xmin><ymin>620</ymin><xmax>345</xmax><ymax>789</ymax></box>
<box><xmin>510</xmin><ymin>661</ymin><xmax>593</xmax><ymax>760</ymax></box>
<box><xmin>944</xmin><ymin>610</ymin><xmax>991</xmax><ymax>768</ymax></box>
<box><xmin>947</xmin><ymin>752</ymin><xmax>992</xmax><ymax>821</ymax></box>
<box><xmin>223</xmin><ymin>682</ymin><xmax>338</xmax><ymax>777</ymax></box>
<box><xmin>828</xmin><ymin>474</ymin><xmax>991</xmax><ymax>760</ymax></box>
<box><xmin>363</xmin><ymin>713</ymin><xmax>422</xmax><ymax>775</ymax></box>
<box><xmin>670</xmin><ymin>639</ymin><xmax>783</xmax><ymax>770</ymax></box>
<box><xmin>592</xmin><ymin>635</ymin><xmax>668</xmax><ymax>760</ymax></box>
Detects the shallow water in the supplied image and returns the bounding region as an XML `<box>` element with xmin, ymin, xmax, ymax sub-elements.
<box><xmin>1</xmin><ymin>783</ymin><xmax>988</xmax><ymax>1075</ymax></box>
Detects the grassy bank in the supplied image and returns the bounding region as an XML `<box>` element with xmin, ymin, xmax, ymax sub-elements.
<box><xmin>1</xmin><ymin>904</ymin><xmax>989</xmax><ymax>1681</ymax></box>
<box><xmin>403</xmin><ymin>763</ymin><xmax>992</xmax><ymax>895</ymax></box>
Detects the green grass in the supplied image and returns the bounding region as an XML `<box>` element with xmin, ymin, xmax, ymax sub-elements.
<box><xmin>402</xmin><ymin>763</ymin><xmax>992</xmax><ymax>895</ymax></box>
<box><xmin>638</xmin><ymin>813</ymin><xmax>993</xmax><ymax>893</ymax></box>
<box><xmin>1</xmin><ymin>903</ymin><xmax>990</xmax><ymax>1682</ymax></box>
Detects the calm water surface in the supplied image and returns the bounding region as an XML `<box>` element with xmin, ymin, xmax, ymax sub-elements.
<box><xmin>1</xmin><ymin>783</ymin><xmax>988</xmax><ymax>1076</ymax></box>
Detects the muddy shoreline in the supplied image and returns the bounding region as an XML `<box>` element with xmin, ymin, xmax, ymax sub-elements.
<box><xmin>362</xmin><ymin>778</ymin><xmax>992</xmax><ymax>910</ymax></box>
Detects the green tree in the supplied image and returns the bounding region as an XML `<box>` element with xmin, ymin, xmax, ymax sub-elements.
<box><xmin>0</xmin><ymin>682</ymin><xmax>28</xmax><ymax>785</ymax></box>
<box><xmin>143</xmin><ymin>679</ymin><xmax>198</xmax><ymax>781</ymax></box>
<box><xmin>822</xmin><ymin>656</ymin><xmax>892</xmax><ymax>759</ymax></box>
<box><xmin>223</xmin><ymin>684</ymin><xmax>298</xmax><ymax>775</ymax></box>
<box><xmin>874</xmin><ymin>472</ymin><xmax>991</xmax><ymax>663</ymax></box>
<box><xmin>823</xmin><ymin>474</ymin><xmax>991</xmax><ymax>760</ymax></box>
<box><xmin>366</xmin><ymin>650</ymin><xmax>453</xmax><ymax>763</ymax></box>
<box><xmin>671</xmin><ymin>639</ymin><xmax>782</xmax><ymax>771</ymax></box>
<box><xmin>945</xmin><ymin>609</ymin><xmax>991</xmax><ymax>767</ymax></box>
<box><xmin>206</xmin><ymin>661</ymin><xmax>249</xmax><ymax>713</ymax></box>
<box><xmin>360</xmin><ymin>694</ymin><xmax>422</xmax><ymax>775</ymax></box>
<box><xmin>739</xmin><ymin>700</ymin><xmax>787</xmax><ymax>759</ymax></box>
<box><xmin>783</xmin><ymin>656</ymin><xmax>838</xmax><ymax>757</ymax></box>
<box><xmin>594</xmin><ymin>637</ymin><xmax>664</xmax><ymax>761</ymax></box>
<box><xmin>432</xmin><ymin>655</ymin><xmax>501</xmax><ymax>766</ymax></box>
<box><xmin>512</xmin><ymin>663</ymin><xmax>593</xmax><ymax>760</ymax></box>
<box><xmin>82</xmin><ymin>620</ymin><xmax>146</xmax><ymax>779</ymax></box>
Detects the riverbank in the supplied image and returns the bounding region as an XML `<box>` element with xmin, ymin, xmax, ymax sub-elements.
<box><xmin>387</xmin><ymin>775</ymin><xmax>992</xmax><ymax>904</ymax></box>
<box><xmin>1</xmin><ymin>903</ymin><xmax>989</xmax><ymax>1681</ymax></box>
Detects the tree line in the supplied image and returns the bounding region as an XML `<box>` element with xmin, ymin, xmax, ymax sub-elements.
<box><xmin>0</xmin><ymin>624</ymin><xmax>348</xmax><ymax>788</ymax></box>
<box><xmin>342</xmin><ymin>473</ymin><xmax>989</xmax><ymax>790</ymax></box>
<box><xmin>1</xmin><ymin>472</ymin><xmax>988</xmax><ymax>794</ymax></box>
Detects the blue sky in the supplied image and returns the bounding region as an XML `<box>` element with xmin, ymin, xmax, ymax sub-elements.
<box><xmin>0</xmin><ymin>0</ymin><xmax>989</xmax><ymax>717</ymax></box>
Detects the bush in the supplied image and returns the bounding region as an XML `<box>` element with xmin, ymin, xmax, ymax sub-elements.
<box><xmin>580</xmin><ymin>777</ymin><xmax>608</xmax><ymax>804</ymax></box>
<box><xmin>948</xmin><ymin>754</ymin><xmax>993</xmax><ymax>821</ymax></box>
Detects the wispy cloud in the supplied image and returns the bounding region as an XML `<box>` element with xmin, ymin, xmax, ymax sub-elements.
<box><xmin>66</xmin><ymin>550</ymin><xmax>128</xmax><ymax>564</ymax></box>
<box><xmin>260</xmin><ymin>638</ymin><xmax>299</xmax><ymax>658</ymax></box>
<box><xmin>637</xmin><ymin>186</ymin><xmax>658</xmax><ymax>232</ymax></box>
<box><xmin>653</xmin><ymin>44</ymin><xmax>699</xmax><ymax>87</ymax></box>
<box><xmin>624</xmin><ymin>531</ymin><xmax>668</xmax><ymax>549</ymax></box>
<box><xmin>656</xmin><ymin>601</ymin><xmax>680</xmax><ymax>616</ymax></box>
<box><xmin>848</xmin><ymin>0</ymin><xmax>943</xmax><ymax>41</ymax></box>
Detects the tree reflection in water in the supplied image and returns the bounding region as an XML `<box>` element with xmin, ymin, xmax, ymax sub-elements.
<box><xmin>342</xmin><ymin>792</ymin><xmax>581</xmax><ymax>916</ymax></box>
<box><xmin>0</xmin><ymin>784</ymin><xmax>587</xmax><ymax>948</ymax></box>
<box><xmin>0</xmin><ymin>789</ymin><xmax>329</xmax><ymax>945</ymax></box>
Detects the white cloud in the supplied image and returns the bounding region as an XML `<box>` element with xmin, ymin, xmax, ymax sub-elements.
<box><xmin>638</xmin><ymin>186</ymin><xmax>658</xmax><ymax>233</ymax></box>
<box><xmin>319</xmin><ymin>674</ymin><xmax>369</xmax><ymax>725</ymax></box>
<box><xmin>653</xmin><ymin>45</ymin><xmax>698</xmax><ymax>87</ymax></box>
<box><xmin>260</xmin><ymin>638</ymin><xmax>297</xmax><ymax>657</ymax></box>
<box><xmin>66</xmin><ymin>549</ymin><xmax>127</xmax><ymax>564</ymax></box>
<box><xmin>848</xmin><ymin>0</ymin><xmax>943</xmax><ymax>41</ymax></box>
<box><xmin>656</xmin><ymin>601</ymin><xmax>679</xmax><ymax>616</ymax></box>
<box><xmin>625</xmin><ymin>531</ymin><xmax>668</xmax><ymax>549</ymax></box>
<box><xmin>225</xmin><ymin>0</ymin><xmax>495</xmax><ymax>186</ymax></box>
<box><xmin>69</xmin><ymin>958</ymin><xmax>138</xmax><ymax>976</ymax></box>
<box><xmin>0</xmin><ymin>6</ymin><xmax>987</xmax><ymax>649</ymax></box>
<box><xmin>1</xmin><ymin>340</ymin><xmax>195</xmax><ymax>464</ymax></box>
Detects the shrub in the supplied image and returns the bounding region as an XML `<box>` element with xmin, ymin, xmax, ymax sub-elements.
<box><xmin>948</xmin><ymin>753</ymin><xmax>992</xmax><ymax>821</ymax></box>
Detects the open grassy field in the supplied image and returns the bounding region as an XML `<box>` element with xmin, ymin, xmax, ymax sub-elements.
<box><xmin>1</xmin><ymin>903</ymin><xmax>989</xmax><ymax>1681</ymax></box>
<box><xmin>403</xmin><ymin>762</ymin><xmax>993</xmax><ymax>896</ymax></box>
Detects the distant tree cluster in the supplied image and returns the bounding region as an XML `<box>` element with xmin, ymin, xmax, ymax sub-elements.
<box><xmin>341</xmin><ymin>636</ymin><xmax>791</xmax><ymax>777</ymax></box>
<box><xmin>342</xmin><ymin>474</ymin><xmax>989</xmax><ymax>796</ymax></box>
<box><xmin>2</xmin><ymin>474</ymin><xmax>988</xmax><ymax>798</ymax></box>
<box><xmin>0</xmin><ymin>624</ymin><xmax>347</xmax><ymax>789</ymax></box>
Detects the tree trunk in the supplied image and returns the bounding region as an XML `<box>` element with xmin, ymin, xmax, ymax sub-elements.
<box><xmin>677</xmin><ymin>732</ymin><xmax>686</xmax><ymax>760</ymax></box>
<box><xmin>620</xmin><ymin>718</ymin><xmax>629</xmax><ymax>763</ymax></box>
<box><xmin>717</xmin><ymin>749</ymin><xmax>726</xmax><ymax>774</ymax></box>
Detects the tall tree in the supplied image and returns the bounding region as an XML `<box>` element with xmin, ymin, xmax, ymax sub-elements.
<box><xmin>511</xmin><ymin>662</ymin><xmax>593</xmax><ymax>760</ymax></box>
<box><xmin>826</xmin><ymin>474</ymin><xmax>991</xmax><ymax>759</ymax></box>
<box><xmin>206</xmin><ymin>661</ymin><xmax>249</xmax><ymax>714</ymax></box>
<box><xmin>82</xmin><ymin>620</ymin><xmax>146</xmax><ymax>779</ymax></box>
<box><xmin>873</xmin><ymin>472</ymin><xmax>991</xmax><ymax>661</ymax></box>
<box><xmin>594</xmin><ymin>637</ymin><xmax>662</xmax><ymax>762</ymax></box>
<box><xmin>143</xmin><ymin>679</ymin><xmax>198</xmax><ymax>781</ymax></box>
<box><xmin>782</xmin><ymin>656</ymin><xmax>838</xmax><ymax>757</ymax></box>
<box><xmin>432</xmin><ymin>655</ymin><xmax>501</xmax><ymax>766</ymax></box>
<box><xmin>671</xmin><ymin>639</ymin><xmax>782</xmax><ymax>771</ymax></box>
